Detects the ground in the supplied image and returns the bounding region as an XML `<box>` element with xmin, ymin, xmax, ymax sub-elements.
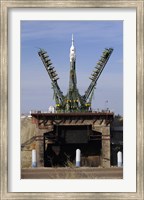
<box><xmin>21</xmin><ymin>167</ymin><xmax>123</xmax><ymax>179</ymax></box>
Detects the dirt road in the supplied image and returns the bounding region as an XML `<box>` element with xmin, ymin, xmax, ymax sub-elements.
<box><xmin>21</xmin><ymin>167</ymin><xmax>123</xmax><ymax>179</ymax></box>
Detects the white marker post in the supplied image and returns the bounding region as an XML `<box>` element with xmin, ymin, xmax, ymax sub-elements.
<box><xmin>76</xmin><ymin>149</ymin><xmax>81</xmax><ymax>167</ymax></box>
<box><xmin>32</xmin><ymin>144</ymin><xmax>37</xmax><ymax>168</ymax></box>
<box><xmin>117</xmin><ymin>151</ymin><xmax>122</xmax><ymax>167</ymax></box>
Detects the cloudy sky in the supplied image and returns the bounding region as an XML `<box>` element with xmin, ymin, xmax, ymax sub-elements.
<box><xmin>21</xmin><ymin>20</ymin><xmax>123</xmax><ymax>115</ymax></box>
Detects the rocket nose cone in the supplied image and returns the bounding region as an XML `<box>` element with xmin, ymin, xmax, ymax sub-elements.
<box><xmin>70</xmin><ymin>46</ymin><xmax>75</xmax><ymax>51</ymax></box>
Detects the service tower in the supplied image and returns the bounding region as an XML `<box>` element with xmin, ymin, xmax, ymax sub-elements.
<box><xmin>38</xmin><ymin>35</ymin><xmax>113</xmax><ymax>112</ymax></box>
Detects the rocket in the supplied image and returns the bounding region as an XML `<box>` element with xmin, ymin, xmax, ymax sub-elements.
<box><xmin>66</xmin><ymin>34</ymin><xmax>80</xmax><ymax>111</ymax></box>
<box><xmin>69</xmin><ymin>34</ymin><xmax>77</xmax><ymax>91</ymax></box>
<box><xmin>38</xmin><ymin>34</ymin><xmax>113</xmax><ymax>112</ymax></box>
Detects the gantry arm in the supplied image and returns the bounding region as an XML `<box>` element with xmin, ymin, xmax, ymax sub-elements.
<box><xmin>83</xmin><ymin>48</ymin><xmax>113</xmax><ymax>102</ymax></box>
<box><xmin>38</xmin><ymin>49</ymin><xmax>64</xmax><ymax>105</ymax></box>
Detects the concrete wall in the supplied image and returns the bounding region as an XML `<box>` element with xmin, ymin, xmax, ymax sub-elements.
<box><xmin>21</xmin><ymin>118</ymin><xmax>111</xmax><ymax>168</ymax></box>
<box><xmin>93</xmin><ymin>125</ymin><xmax>110</xmax><ymax>168</ymax></box>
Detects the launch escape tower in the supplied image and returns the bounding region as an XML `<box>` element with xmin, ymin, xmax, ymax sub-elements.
<box><xmin>38</xmin><ymin>35</ymin><xmax>113</xmax><ymax>112</ymax></box>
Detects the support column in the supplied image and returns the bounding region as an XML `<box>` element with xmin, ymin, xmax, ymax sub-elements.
<box><xmin>35</xmin><ymin>123</ymin><xmax>53</xmax><ymax>167</ymax></box>
<box><xmin>101</xmin><ymin>126</ymin><xmax>111</xmax><ymax>168</ymax></box>
<box><xmin>35</xmin><ymin>140</ymin><xmax>44</xmax><ymax>167</ymax></box>
<box><xmin>35</xmin><ymin>130</ymin><xmax>46</xmax><ymax>167</ymax></box>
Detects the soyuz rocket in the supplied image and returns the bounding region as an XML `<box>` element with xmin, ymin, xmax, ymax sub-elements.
<box><xmin>38</xmin><ymin>34</ymin><xmax>113</xmax><ymax>112</ymax></box>
<box><xmin>67</xmin><ymin>34</ymin><xmax>80</xmax><ymax>110</ymax></box>
<box><xmin>69</xmin><ymin>34</ymin><xmax>77</xmax><ymax>90</ymax></box>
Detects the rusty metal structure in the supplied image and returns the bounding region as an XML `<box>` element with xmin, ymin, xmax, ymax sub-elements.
<box><xmin>29</xmin><ymin>35</ymin><xmax>114</xmax><ymax>168</ymax></box>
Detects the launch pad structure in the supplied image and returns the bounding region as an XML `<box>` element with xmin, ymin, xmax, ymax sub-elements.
<box><xmin>29</xmin><ymin>35</ymin><xmax>114</xmax><ymax>168</ymax></box>
<box><xmin>31</xmin><ymin>111</ymin><xmax>114</xmax><ymax>168</ymax></box>
<box><xmin>38</xmin><ymin>34</ymin><xmax>113</xmax><ymax>113</ymax></box>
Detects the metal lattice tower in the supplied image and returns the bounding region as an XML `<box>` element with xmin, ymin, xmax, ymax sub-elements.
<box><xmin>38</xmin><ymin>35</ymin><xmax>113</xmax><ymax>112</ymax></box>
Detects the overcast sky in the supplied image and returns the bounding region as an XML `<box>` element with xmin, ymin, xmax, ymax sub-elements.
<box><xmin>21</xmin><ymin>20</ymin><xmax>123</xmax><ymax>115</ymax></box>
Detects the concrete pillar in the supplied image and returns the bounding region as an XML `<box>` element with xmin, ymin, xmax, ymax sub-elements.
<box><xmin>35</xmin><ymin>140</ymin><xmax>43</xmax><ymax>167</ymax></box>
<box><xmin>32</xmin><ymin>149</ymin><xmax>37</xmax><ymax>167</ymax></box>
<box><xmin>101</xmin><ymin>126</ymin><xmax>111</xmax><ymax>168</ymax></box>
<box><xmin>76</xmin><ymin>149</ymin><xmax>81</xmax><ymax>167</ymax></box>
<box><xmin>35</xmin><ymin>130</ymin><xmax>46</xmax><ymax>167</ymax></box>
<box><xmin>117</xmin><ymin>151</ymin><xmax>123</xmax><ymax>167</ymax></box>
